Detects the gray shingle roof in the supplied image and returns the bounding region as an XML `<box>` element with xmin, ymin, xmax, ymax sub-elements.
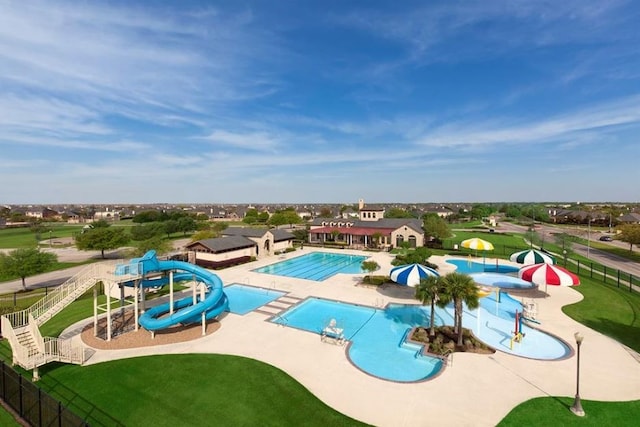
<box><xmin>186</xmin><ymin>235</ymin><xmax>256</xmax><ymax>252</ymax></box>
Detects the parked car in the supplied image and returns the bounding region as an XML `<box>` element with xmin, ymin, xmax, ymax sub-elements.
<box><xmin>599</xmin><ymin>235</ymin><xmax>613</xmax><ymax>242</ymax></box>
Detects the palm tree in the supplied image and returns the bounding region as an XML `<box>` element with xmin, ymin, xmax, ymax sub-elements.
<box><xmin>437</xmin><ymin>272</ymin><xmax>480</xmax><ymax>346</ymax></box>
<box><xmin>415</xmin><ymin>275</ymin><xmax>441</xmax><ymax>337</ymax></box>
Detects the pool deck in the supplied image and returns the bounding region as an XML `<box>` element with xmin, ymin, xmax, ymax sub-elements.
<box><xmin>66</xmin><ymin>249</ymin><xmax>640</xmax><ymax>427</ymax></box>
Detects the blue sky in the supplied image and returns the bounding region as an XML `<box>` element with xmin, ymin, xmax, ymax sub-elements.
<box><xmin>1</xmin><ymin>0</ymin><xmax>639</xmax><ymax>204</ymax></box>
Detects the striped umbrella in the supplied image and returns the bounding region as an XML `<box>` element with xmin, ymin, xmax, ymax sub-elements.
<box><xmin>510</xmin><ymin>249</ymin><xmax>555</xmax><ymax>265</ymax></box>
<box><xmin>460</xmin><ymin>238</ymin><xmax>494</xmax><ymax>251</ymax></box>
<box><xmin>518</xmin><ymin>263</ymin><xmax>580</xmax><ymax>287</ymax></box>
<box><xmin>390</xmin><ymin>264</ymin><xmax>440</xmax><ymax>287</ymax></box>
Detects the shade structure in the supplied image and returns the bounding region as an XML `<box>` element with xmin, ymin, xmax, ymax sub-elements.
<box><xmin>510</xmin><ymin>249</ymin><xmax>555</xmax><ymax>265</ymax></box>
<box><xmin>460</xmin><ymin>238</ymin><xmax>494</xmax><ymax>251</ymax></box>
<box><xmin>390</xmin><ymin>264</ymin><xmax>440</xmax><ymax>287</ymax></box>
<box><xmin>518</xmin><ymin>263</ymin><xmax>580</xmax><ymax>287</ymax></box>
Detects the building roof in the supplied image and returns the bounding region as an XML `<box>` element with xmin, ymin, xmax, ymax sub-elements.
<box><xmin>186</xmin><ymin>235</ymin><xmax>256</xmax><ymax>253</ymax></box>
<box><xmin>222</xmin><ymin>226</ymin><xmax>294</xmax><ymax>242</ymax></box>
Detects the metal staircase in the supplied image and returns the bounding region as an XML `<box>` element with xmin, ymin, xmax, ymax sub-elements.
<box><xmin>1</xmin><ymin>260</ymin><xmax>141</xmax><ymax>380</ymax></box>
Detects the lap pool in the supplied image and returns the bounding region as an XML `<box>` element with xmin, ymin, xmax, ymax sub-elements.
<box><xmin>253</xmin><ymin>252</ymin><xmax>368</xmax><ymax>281</ymax></box>
<box><xmin>224</xmin><ymin>284</ymin><xmax>284</xmax><ymax>315</ymax></box>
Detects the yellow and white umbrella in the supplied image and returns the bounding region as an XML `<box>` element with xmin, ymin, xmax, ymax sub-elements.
<box><xmin>460</xmin><ymin>238</ymin><xmax>494</xmax><ymax>251</ymax></box>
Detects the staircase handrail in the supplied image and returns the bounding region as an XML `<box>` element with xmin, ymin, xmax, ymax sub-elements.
<box><xmin>28</xmin><ymin>314</ymin><xmax>46</xmax><ymax>353</ymax></box>
<box><xmin>43</xmin><ymin>337</ymin><xmax>85</xmax><ymax>365</ymax></box>
<box><xmin>4</xmin><ymin>260</ymin><xmax>141</xmax><ymax>328</ymax></box>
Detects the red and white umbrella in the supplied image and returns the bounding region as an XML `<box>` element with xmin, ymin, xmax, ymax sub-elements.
<box><xmin>518</xmin><ymin>263</ymin><xmax>580</xmax><ymax>287</ymax></box>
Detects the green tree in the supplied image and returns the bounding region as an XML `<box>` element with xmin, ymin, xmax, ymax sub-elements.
<box><xmin>422</xmin><ymin>214</ymin><xmax>452</xmax><ymax>241</ymax></box>
<box><xmin>163</xmin><ymin>220</ymin><xmax>180</xmax><ymax>238</ymax></box>
<box><xmin>269</xmin><ymin>209</ymin><xmax>302</xmax><ymax>228</ymax></box>
<box><xmin>129</xmin><ymin>236</ymin><xmax>172</xmax><ymax>257</ymax></box>
<box><xmin>618</xmin><ymin>224</ymin><xmax>640</xmax><ymax>252</ymax></box>
<box><xmin>0</xmin><ymin>248</ymin><xmax>57</xmax><ymax>290</ymax></box>
<box><xmin>385</xmin><ymin>208</ymin><xmax>414</xmax><ymax>219</ymax></box>
<box><xmin>130</xmin><ymin>223</ymin><xmax>165</xmax><ymax>241</ymax></box>
<box><xmin>292</xmin><ymin>228</ymin><xmax>308</xmax><ymax>243</ymax></box>
<box><xmin>190</xmin><ymin>229</ymin><xmax>219</xmax><ymax>242</ymax></box>
<box><xmin>132</xmin><ymin>210</ymin><xmax>162</xmax><ymax>223</ymax></box>
<box><xmin>318</xmin><ymin>208</ymin><xmax>333</xmax><ymax>218</ymax></box>
<box><xmin>469</xmin><ymin>204</ymin><xmax>494</xmax><ymax>220</ymax></box>
<box><xmin>361</xmin><ymin>260</ymin><xmax>380</xmax><ymax>284</ymax></box>
<box><xmin>75</xmin><ymin>227</ymin><xmax>130</xmax><ymax>258</ymax></box>
<box><xmin>415</xmin><ymin>275</ymin><xmax>441</xmax><ymax>337</ymax></box>
<box><xmin>436</xmin><ymin>272</ymin><xmax>480</xmax><ymax>346</ymax></box>
<box><xmin>177</xmin><ymin>216</ymin><xmax>197</xmax><ymax>237</ymax></box>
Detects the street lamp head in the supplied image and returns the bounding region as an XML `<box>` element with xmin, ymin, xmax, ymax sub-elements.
<box><xmin>574</xmin><ymin>332</ymin><xmax>584</xmax><ymax>345</ymax></box>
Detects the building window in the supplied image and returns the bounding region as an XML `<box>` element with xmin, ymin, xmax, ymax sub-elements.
<box><xmin>409</xmin><ymin>235</ymin><xmax>417</xmax><ymax>248</ymax></box>
<box><xmin>396</xmin><ymin>235</ymin><xmax>404</xmax><ymax>247</ymax></box>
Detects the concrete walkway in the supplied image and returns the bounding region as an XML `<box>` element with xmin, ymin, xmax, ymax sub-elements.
<box><xmin>56</xmin><ymin>249</ymin><xmax>640</xmax><ymax>426</ymax></box>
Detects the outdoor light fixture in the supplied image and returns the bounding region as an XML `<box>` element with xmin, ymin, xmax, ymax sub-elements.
<box><xmin>570</xmin><ymin>332</ymin><xmax>585</xmax><ymax>416</ymax></box>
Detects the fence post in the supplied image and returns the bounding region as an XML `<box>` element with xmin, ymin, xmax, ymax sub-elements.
<box><xmin>617</xmin><ymin>270</ymin><xmax>621</xmax><ymax>288</ymax></box>
<box><xmin>13</xmin><ymin>293</ymin><xmax>17</xmax><ymax>306</ymax></box>
<box><xmin>38</xmin><ymin>388</ymin><xmax>42</xmax><ymax>427</ymax></box>
<box><xmin>603</xmin><ymin>266</ymin><xmax>607</xmax><ymax>283</ymax></box>
<box><xmin>577</xmin><ymin>260</ymin><xmax>580</xmax><ymax>275</ymax></box>
<box><xmin>58</xmin><ymin>401</ymin><xmax>63</xmax><ymax>427</ymax></box>
<box><xmin>19</xmin><ymin>374</ymin><xmax>23</xmax><ymax>417</ymax></box>
<box><xmin>590</xmin><ymin>262</ymin><xmax>593</xmax><ymax>278</ymax></box>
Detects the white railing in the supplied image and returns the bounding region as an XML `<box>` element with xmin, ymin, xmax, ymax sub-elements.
<box><xmin>1</xmin><ymin>259</ymin><xmax>136</xmax><ymax>372</ymax></box>
<box><xmin>43</xmin><ymin>337</ymin><xmax>85</xmax><ymax>365</ymax></box>
<box><xmin>4</xmin><ymin>260</ymin><xmax>142</xmax><ymax>328</ymax></box>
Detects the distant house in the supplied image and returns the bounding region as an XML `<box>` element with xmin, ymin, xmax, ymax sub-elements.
<box><xmin>618</xmin><ymin>212</ymin><xmax>640</xmax><ymax>225</ymax></box>
<box><xmin>185</xmin><ymin>236</ymin><xmax>257</xmax><ymax>269</ymax></box>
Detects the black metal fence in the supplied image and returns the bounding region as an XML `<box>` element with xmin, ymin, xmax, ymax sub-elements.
<box><xmin>442</xmin><ymin>242</ymin><xmax>639</xmax><ymax>294</ymax></box>
<box><xmin>0</xmin><ymin>361</ymin><xmax>88</xmax><ymax>426</ymax></box>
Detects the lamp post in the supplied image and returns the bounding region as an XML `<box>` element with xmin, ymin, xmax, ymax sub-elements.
<box><xmin>49</xmin><ymin>230</ymin><xmax>52</xmax><ymax>248</ymax></box>
<box><xmin>570</xmin><ymin>332</ymin><xmax>585</xmax><ymax>417</ymax></box>
<box><xmin>586</xmin><ymin>219</ymin><xmax>591</xmax><ymax>259</ymax></box>
<box><xmin>563</xmin><ymin>250</ymin><xmax>567</xmax><ymax>267</ymax></box>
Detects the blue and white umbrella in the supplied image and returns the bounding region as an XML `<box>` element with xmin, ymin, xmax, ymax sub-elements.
<box><xmin>389</xmin><ymin>264</ymin><xmax>440</xmax><ymax>287</ymax></box>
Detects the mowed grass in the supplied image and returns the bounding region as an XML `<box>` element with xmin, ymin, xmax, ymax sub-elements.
<box><xmin>443</xmin><ymin>230</ymin><xmax>530</xmax><ymax>257</ymax></box>
<box><xmin>562</xmin><ymin>276</ymin><xmax>640</xmax><ymax>352</ymax></box>
<box><xmin>498</xmin><ymin>396</ymin><xmax>640</xmax><ymax>426</ymax></box>
<box><xmin>35</xmin><ymin>354</ymin><xmax>367</xmax><ymax>427</ymax></box>
<box><xmin>0</xmin><ymin>224</ymin><xmax>86</xmax><ymax>249</ymax></box>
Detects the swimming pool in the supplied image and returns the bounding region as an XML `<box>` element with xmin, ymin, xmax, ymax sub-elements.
<box><xmin>224</xmin><ymin>284</ymin><xmax>284</xmax><ymax>315</ymax></box>
<box><xmin>272</xmin><ymin>295</ymin><xmax>571</xmax><ymax>381</ymax></box>
<box><xmin>447</xmin><ymin>259</ymin><xmax>520</xmax><ymax>274</ymax></box>
<box><xmin>271</xmin><ymin>298</ymin><xmax>445</xmax><ymax>382</ymax></box>
<box><xmin>470</xmin><ymin>273</ymin><xmax>535</xmax><ymax>290</ymax></box>
<box><xmin>253</xmin><ymin>252</ymin><xmax>368</xmax><ymax>281</ymax></box>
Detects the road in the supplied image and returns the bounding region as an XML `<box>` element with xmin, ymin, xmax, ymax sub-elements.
<box><xmin>496</xmin><ymin>221</ymin><xmax>640</xmax><ymax>277</ymax></box>
<box><xmin>0</xmin><ymin>239</ymin><xmax>192</xmax><ymax>295</ymax></box>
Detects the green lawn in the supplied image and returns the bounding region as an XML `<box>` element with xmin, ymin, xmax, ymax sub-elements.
<box><xmin>443</xmin><ymin>230</ymin><xmax>530</xmax><ymax>257</ymax></box>
<box><xmin>562</xmin><ymin>276</ymin><xmax>640</xmax><ymax>352</ymax></box>
<box><xmin>0</xmin><ymin>405</ymin><xmax>20</xmax><ymax>427</ymax></box>
<box><xmin>0</xmin><ymin>224</ymin><xmax>85</xmax><ymax>249</ymax></box>
<box><xmin>498</xmin><ymin>396</ymin><xmax>640</xmax><ymax>426</ymax></box>
<box><xmin>35</xmin><ymin>355</ymin><xmax>368</xmax><ymax>426</ymax></box>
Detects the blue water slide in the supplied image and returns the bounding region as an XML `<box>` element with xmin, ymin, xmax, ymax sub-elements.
<box><xmin>119</xmin><ymin>273</ymin><xmax>193</xmax><ymax>289</ymax></box>
<box><xmin>136</xmin><ymin>255</ymin><xmax>228</xmax><ymax>331</ymax></box>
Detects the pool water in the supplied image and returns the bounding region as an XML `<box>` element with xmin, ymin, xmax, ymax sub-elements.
<box><xmin>271</xmin><ymin>298</ymin><xmax>444</xmax><ymax>382</ymax></box>
<box><xmin>253</xmin><ymin>252</ymin><xmax>368</xmax><ymax>281</ymax></box>
<box><xmin>224</xmin><ymin>284</ymin><xmax>284</xmax><ymax>315</ymax></box>
<box><xmin>447</xmin><ymin>259</ymin><xmax>520</xmax><ymax>274</ymax></box>
<box><xmin>273</xmin><ymin>295</ymin><xmax>571</xmax><ymax>382</ymax></box>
